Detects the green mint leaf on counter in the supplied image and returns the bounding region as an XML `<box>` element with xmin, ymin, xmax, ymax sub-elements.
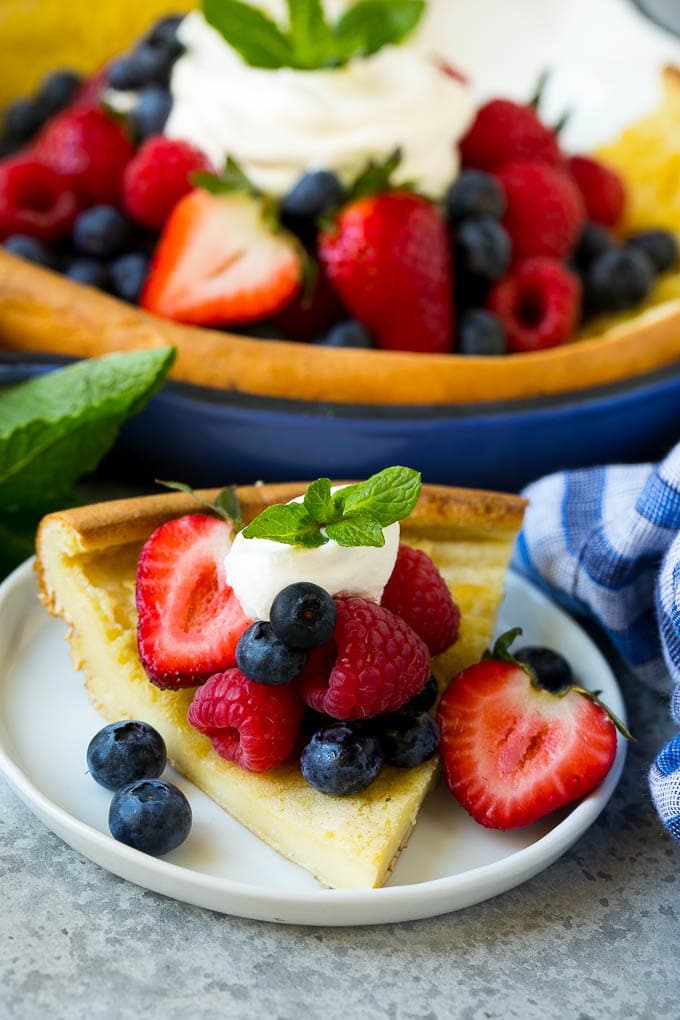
<box><xmin>0</xmin><ymin>348</ymin><xmax>174</xmax><ymax>515</ymax></box>
<box><xmin>333</xmin><ymin>0</ymin><xmax>425</xmax><ymax>60</ymax></box>
<box><xmin>242</xmin><ymin>502</ymin><xmax>327</xmax><ymax>547</ymax></box>
<box><xmin>202</xmin><ymin>0</ymin><xmax>293</xmax><ymax>68</ymax></box>
<box><xmin>287</xmin><ymin>0</ymin><xmax>334</xmax><ymax>69</ymax></box>
<box><xmin>334</xmin><ymin>466</ymin><xmax>421</xmax><ymax>527</ymax></box>
<box><xmin>326</xmin><ymin>514</ymin><xmax>385</xmax><ymax>548</ymax></box>
<box><xmin>303</xmin><ymin>477</ymin><xmax>337</xmax><ymax>524</ymax></box>
<box><xmin>156</xmin><ymin>479</ymin><xmax>242</xmax><ymax>527</ymax></box>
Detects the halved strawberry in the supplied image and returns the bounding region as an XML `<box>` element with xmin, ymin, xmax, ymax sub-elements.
<box><xmin>438</xmin><ymin>629</ymin><xmax>625</xmax><ymax>829</ymax></box>
<box><xmin>141</xmin><ymin>189</ymin><xmax>302</xmax><ymax>325</ymax></box>
<box><xmin>136</xmin><ymin>514</ymin><xmax>251</xmax><ymax>689</ymax></box>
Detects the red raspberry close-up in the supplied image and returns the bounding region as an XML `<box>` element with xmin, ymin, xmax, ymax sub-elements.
<box><xmin>0</xmin><ymin>157</ymin><xmax>79</xmax><ymax>243</ymax></box>
<box><xmin>459</xmin><ymin>98</ymin><xmax>562</xmax><ymax>173</ymax></box>
<box><xmin>567</xmin><ymin>155</ymin><xmax>627</xmax><ymax>229</ymax></box>
<box><xmin>33</xmin><ymin>108</ymin><xmax>135</xmax><ymax>206</ymax></box>
<box><xmin>496</xmin><ymin>160</ymin><xmax>586</xmax><ymax>261</ymax></box>
<box><xmin>187</xmin><ymin>668</ymin><xmax>305</xmax><ymax>773</ymax></box>
<box><xmin>487</xmin><ymin>256</ymin><xmax>581</xmax><ymax>354</ymax></box>
<box><xmin>124</xmin><ymin>137</ymin><xmax>213</xmax><ymax>230</ymax></box>
<box><xmin>298</xmin><ymin>596</ymin><xmax>431</xmax><ymax>720</ymax></box>
<box><xmin>381</xmin><ymin>544</ymin><xmax>460</xmax><ymax>656</ymax></box>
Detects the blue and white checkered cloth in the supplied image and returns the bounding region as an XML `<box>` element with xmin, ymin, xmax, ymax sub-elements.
<box><xmin>512</xmin><ymin>443</ymin><xmax>680</xmax><ymax>842</ymax></box>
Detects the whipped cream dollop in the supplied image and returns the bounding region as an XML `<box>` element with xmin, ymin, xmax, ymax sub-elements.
<box><xmin>225</xmin><ymin>491</ymin><xmax>400</xmax><ymax>621</ymax></box>
<box><xmin>165</xmin><ymin>5</ymin><xmax>473</xmax><ymax>198</ymax></box>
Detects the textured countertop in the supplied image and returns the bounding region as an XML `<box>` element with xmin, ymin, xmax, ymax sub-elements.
<box><xmin>2</xmin><ymin>641</ymin><xmax>679</xmax><ymax>1020</ymax></box>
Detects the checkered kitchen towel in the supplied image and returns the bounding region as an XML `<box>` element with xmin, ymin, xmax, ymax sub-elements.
<box><xmin>512</xmin><ymin>442</ymin><xmax>680</xmax><ymax>842</ymax></box>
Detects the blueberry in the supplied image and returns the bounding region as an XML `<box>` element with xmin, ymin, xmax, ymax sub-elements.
<box><xmin>281</xmin><ymin>170</ymin><xmax>345</xmax><ymax>226</ymax></box>
<box><xmin>0</xmin><ymin>137</ymin><xmax>22</xmax><ymax>160</ymax></box>
<box><xmin>108</xmin><ymin>39</ymin><xmax>179</xmax><ymax>92</ymax></box>
<box><xmin>39</xmin><ymin>70</ymin><xmax>82</xmax><ymax>115</ymax></box>
<box><xmin>236</xmin><ymin>621</ymin><xmax>307</xmax><ymax>685</ymax></box>
<box><xmin>515</xmin><ymin>645</ymin><xmax>574</xmax><ymax>693</ymax></box>
<box><xmin>3</xmin><ymin>96</ymin><xmax>49</xmax><ymax>141</ymax></box>
<box><xmin>376</xmin><ymin>711</ymin><xmax>440</xmax><ymax>768</ymax></box>
<box><xmin>316</xmin><ymin>320</ymin><xmax>374</xmax><ymax>348</ymax></box>
<box><xmin>146</xmin><ymin>14</ymin><xmax>185</xmax><ymax>53</ymax></box>
<box><xmin>72</xmin><ymin>205</ymin><xmax>130</xmax><ymax>258</ymax></box>
<box><xmin>586</xmin><ymin>247</ymin><xmax>655</xmax><ymax>312</ymax></box>
<box><xmin>270</xmin><ymin>582</ymin><xmax>336</xmax><ymax>649</ymax></box>
<box><xmin>573</xmin><ymin>222</ymin><xmax>612</xmax><ymax>270</ymax></box>
<box><xmin>402</xmin><ymin>674</ymin><xmax>438</xmax><ymax>714</ymax></box>
<box><xmin>3</xmin><ymin>234</ymin><xmax>53</xmax><ymax>267</ymax></box>
<box><xmin>87</xmin><ymin>720</ymin><xmax>167</xmax><ymax>791</ymax></box>
<box><xmin>445</xmin><ymin>170</ymin><xmax>506</xmax><ymax>224</ymax></box>
<box><xmin>625</xmin><ymin>229</ymin><xmax>679</xmax><ymax>274</ymax></box>
<box><xmin>301</xmin><ymin>723</ymin><xmax>384</xmax><ymax>796</ymax></box>
<box><xmin>455</xmin><ymin>216</ymin><xmax>512</xmax><ymax>282</ymax></box>
<box><xmin>129</xmin><ymin>85</ymin><xmax>173</xmax><ymax>141</ymax></box>
<box><xmin>458</xmin><ymin>308</ymin><xmax>507</xmax><ymax>355</ymax></box>
<box><xmin>109</xmin><ymin>252</ymin><xmax>150</xmax><ymax>304</ymax></box>
<box><xmin>108</xmin><ymin>779</ymin><xmax>191</xmax><ymax>855</ymax></box>
<box><xmin>65</xmin><ymin>257</ymin><xmax>110</xmax><ymax>289</ymax></box>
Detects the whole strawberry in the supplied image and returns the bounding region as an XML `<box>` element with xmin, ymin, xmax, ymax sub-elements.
<box><xmin>381</xmin><ymin>544</ymin><xmax>460</xmax><ymax>656</ymax></box>
<box><xmin>320</xmin><ymin>190</ymin><xmax>454</xmax><ymax>354</ymax></box>
<box><xmin>438</xmin><ymin>629</ymin><xmax>627</xmax><ymax>829</ymax></box>
<box><xmin>33</xmin><ymin>108</ymin><xmax>134</xmax><ymax>206</ymax></box>
<box><xmin>459</xmin><ymin>98</ymin><xmax>562</xmax><ymax>172</ymax></box>
<box><xmin>496</xmin><ymin>161</ymin><xmax>586</xmax><ymax>261</ymax></box>
<box><xmin>567</xmin><ymin>155</ymin><xmax>626</xmax><ymax>230</ymax></box>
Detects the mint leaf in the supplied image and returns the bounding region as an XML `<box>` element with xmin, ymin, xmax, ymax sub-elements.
<box><xmin>287</xmin><ymin>0</ymin><xmax>334</xmax><ymax>68</ymax></box>
<box><xmin>303</xmin><ymin>477</ymin><xmax>336</xmax><ymax>524</ymax></box>
<box><xmin>326</xmin><ymin>514</ymin><xmax>385</xmax><ymax>548</ymax></box>
<box><xmin>335</xmin><ymin>466</ymin><xmax>421</xmax><ymax>527</ymax></box>
<box><xmin>334</xmin><ymin>0</ymin><xmax>425</xmax><ymax>60</ymax></box>
<box><xmin>242</xmin><ymin>503</ymin><xmax>327</xmax><ymax>547</ymax></box>
<box><xmin>0</xmin><ymin>349</ymin><xmax>174</xmax><ymax>514</ymax></box>
<box><xmin>202</xmin><ymin>0</ymin><xmax>293</xmax><ymax>68</ymax></box>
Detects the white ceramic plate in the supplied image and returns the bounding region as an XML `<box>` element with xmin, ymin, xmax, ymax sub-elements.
<box><xmin>0</xmin><ymin>561</ymin><xmax>626</xmax><ymax>926</ymax></box>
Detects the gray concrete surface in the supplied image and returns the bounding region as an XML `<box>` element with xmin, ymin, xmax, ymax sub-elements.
<box><xmin>1</xmin><ymin>651</ymin><xmax>679</xmax><ymax>1020</ymax></box>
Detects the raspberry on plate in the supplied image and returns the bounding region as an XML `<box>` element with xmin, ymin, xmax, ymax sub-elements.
<box><xmin>487</xmin><ymin>256</ymin><xmax>581</xmax><ymax>353</ymax></box>
<box><xmin>124</xmin><ymin>137</ymin><xmax>213</xmax><ymax>230</ymax></box>
<box><xmin>381</xmin><ymin>544</ymin><xmax>460</xmax><ymax>656</ymax></box>
<box><xmin>496</xmin><ymin>160</ymin><xmax>586</xmax><ymax>261</ymax></box>
<box><xmin>298</xmin><ymin>596</ymin><xmax>430</xmax><ymax>720</ymax></box>
<box><xmin>0</xmin><ymin>157</ymin><xmax>79</xmax><ymax>243</ymax></box>
<box><xmin>459</xmin><ymin>98</ymin><xmax>562</xmax><ymax>172</ymax></box>
<box><xmin>188</xmin><ymin>668</ymin><xmax>305</xmax><ymax>772</ymax></box>
<box><xmin>567</xmin><ymin>155</ymin><xmax>626</xmax><ymax>230</ymax></box>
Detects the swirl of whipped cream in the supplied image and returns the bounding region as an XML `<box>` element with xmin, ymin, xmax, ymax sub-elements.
<box><xmin>165</xmin><ymin>7</ymin><xmax>473</xmax><ymax>198</ymax></box>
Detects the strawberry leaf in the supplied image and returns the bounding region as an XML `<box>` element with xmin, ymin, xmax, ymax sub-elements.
<box><xmin>348</xmin><ymin>149</ymin><xmax>402</xmax><ymax>201</ymax></box>
<box><xmin>156</xmin><ymin>479</ymin><xmax>242</xmax><ymax>526</ymax></box>
<box><xmin>192</xmin><ymin>156</ymin><xmax>260</xmax><ymax>197</ymax></box>
<box><xmin>241</xmin><ymin>502</ymin><xmax>327</xmax><ymax>547</ymax></box>
<box><xmin>202</xmin><ymin>0</ymin><xmax>293</xmax><ymax>68</ymax></box>
<box><xmin>333</xmin><ymin>0</ymin><xmax>425</xmax><ymax>59</ymax></box>
<box><xmin>326</xmin><ymin>514</ymin><xmax>385</xmax><ymax>548</ymax></box>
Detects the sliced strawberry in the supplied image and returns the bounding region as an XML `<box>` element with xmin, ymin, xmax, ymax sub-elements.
<box><xmin>437</xmin><ymin>630</ymin><xmax>621</xmax><ymax>829</ymax></box>
<box><xmin>141</xmin><ymin>189</ymin><xmax>302</xmax><ymax>326</ymax></box>
<box><xmin>136</xmin><ymin>514</ymin><xmax>251</xmax><ymax>689</ymax></box>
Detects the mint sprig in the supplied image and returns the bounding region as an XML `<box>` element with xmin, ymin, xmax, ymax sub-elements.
<box><xmin>202</xmin><ymin>0</ymin><xmax>425</xmax><ymax>71</ymax></box>
<box><xmin>241</xmin><ymin>466</ymin><xmax>421</xmax><ymax>548</ymax></box>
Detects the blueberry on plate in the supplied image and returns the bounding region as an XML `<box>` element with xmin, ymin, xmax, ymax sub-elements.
<box><xmin>109</xmin><ymin>252</ymin><xmax>150</xmax><ymax>304</ymax></box>
<box><xmin>109</xmin><ymin>779</ymin><xmax>192</xmax><ymax>856</ymax></box>
<box><xmin>129</xmin><ymin>85</ymin><xmax>173</xmax><ymax>141</ymax></box>
<box><xmin>573</xmin><ymin>222</ymin><xmax>612</xmax><ymax>270</ymax></box>
<box><xmin>625</xmin><ymin>229</ymin><xmax>678</xmax><ymax>274</ymax></box>
<box><xmin>301</xmin><ymin>723</ymin><xmax>384</xmax><ymax>796</ymax></box>
<box><xmin>236</xmin><ymin>621</ymin><xmax>308</xmax><ymax>685</ymax></box>
<box><xmin>401</xmin><ymin>673</ymin><xmax>438</xmax><ymax>714</ymax></box>
<box><xmin>316</xmin><ymin>320</ymin><xmax>374</xmax><ymax>348</ymax></box>
<box><xmin>445</xmin><ymin>170</ymin><xmax>506</xmax><ymax>224</ymax></box>
<box><xmin>39</xmin><ymin>70</ymin><xmax>82</xmax><ymax>115</ymax></box>
<box><xmin>87</xmin><ymin>720</ymin><xmax>167</xmax><ymax>791</ymax></box>
<box><xmin>65</xmin><ymin>257</ymin><xmax>110</xmax><ymax>289</ymax></box>
<box><xmin>376</xmin><ymin>711</ymin><xmax>440</xmax><ymax>768</ymax></box>
<box><xmin>458</xmin><ymin>309</ymin><xmax>507</xmax><ymax>355</ymax></box>
<box><xmin>455</xmin><ymin>216</ymin><xmax>512</xmax><ymax>282</ymax></box>
<box><xmin>270</xmin><ymin>582</ymin><xmax>336</xmax><ymax>649</ymax></box>
<box><xmin>515</xmin><ymin>645</ymin><xmax>574</xmax><ymax>693</ymax></box>
<box><xmin>3</xmin><ymin>96</ymin><xmax>49</xmax><ymax>141</ymax></box>
<box><xmin>72</xmin><ymin>205</ymin><xmax>130</xmax><ymax>259</ymax></box>
<box><xmin>586</xmin><ymin>247</ymin><xmax>655</xmax><ymax>312</ymax></box>
<box><xmin>281</xmin><ymin>170</ymin><xmax>345</xmax><ymax>225</ymax></box>
<box><xmin>3</xmin><ymin>234</ymin><xmax>53</xmax><ymax>267</ymax></box>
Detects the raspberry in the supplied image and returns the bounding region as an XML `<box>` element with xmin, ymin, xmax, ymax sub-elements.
<box><xmin>0</xmin><ymin>157</ymin><xmax>79</xmax><ymax>243</ymax></box>
<box><xmin>297</xmin><ymin>596</ymin><xmax>430</xmax><ymax>721</ymax></box>
<box><xmin>496</xmin><ymin>161</ymin><xmax>586</xmax><ymax>261</ymax></box>
<box><xmin>459</xmin><ymin>99</ymin><xmax>562</xmax><ymax>172</ymax></box>
<box><xmin>567</xmin><ymin>155</ymin><xmax>626</xmax><ymax>230</ymax></box>
<box><xmin>381</xmin><ymin>545</ymin><xmax>460</xmax><ymax>656</ymax></box>
<box><xmin>123</xmin><ymin>137</ymin><xmax>213</xmax><ymax>230</ymax></box>
<box><xmin>187</xmin><ymin>668</ymin><xmax>304</xmax><ymax>773</ymax></box>
<box><xmin>33</xmin><ymin>108</ymin><xmax>134</xmax><ymax>206</ymax></box>
<box><xmin>487</xmin><ymin>256</ymin><xmax>581</xmax><ymax>354</ymax></box>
